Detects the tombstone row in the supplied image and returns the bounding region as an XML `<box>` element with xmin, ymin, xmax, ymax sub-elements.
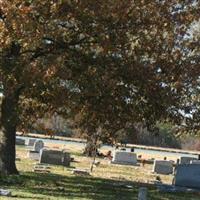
<box><xmin>26</xmin><ymin>139</ymin><xmax>71</xmax><ymax>167</ymax></box>
<box><xmin>20</xmin><ymin>138</ymin><xmax>200</xmax><ymax>190</ymax></box>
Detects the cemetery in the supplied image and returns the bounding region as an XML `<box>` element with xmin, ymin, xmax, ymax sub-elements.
<box><xmin>0</xmin><ymin>139</ymin><xmax>200</xmax><ymax>199</ymax></box>
<box><xmin>1</xmin><ymin>1</ymin><xmax>200</xmax><ymax>200</ymax></box>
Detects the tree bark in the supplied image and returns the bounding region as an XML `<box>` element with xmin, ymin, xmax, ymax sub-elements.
<box><xmin>0</xmin><ymin>93</ymin><xmax>19</xmax><ymax>175</ymax></box>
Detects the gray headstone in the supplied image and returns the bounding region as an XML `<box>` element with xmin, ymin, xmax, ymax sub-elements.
<box><xmin>174</xmin><ymin>164</ymin><xmax>200</xmax><ymax>189</ymax></box>
<box><xmin>179</xmin><ymin>157</ymin><xmax>197</xmax><ymax>164</ymax></box>
<box><xmin>138</xmin><ymin>187</ymin><xmax>147</xmax><ymax>200</ymax></box>
<box><xmin>16</xmin><ymin>138</ymin><xmax>25</xmax><ymax>145</ymax></box>
<box><xmin>27</xmin><ymin>139</ymin><xmax>36</xmax><ymax>146</ymax></box>
<box><xmin>34</xmin><ymin>140</ymin><xmax>44</xmax><ymax>152</ymax></box>
<box><xmin>153</xmin><ymin>160</ymin><xmax>173</xmax><ymax>175</ymax></box>
<box><xmin>112</xmin><ymin>151</ymin><xmax>137</xmax><ymax>165</ymax></box>
<box><xmin>190</xmin><ymin>160</ymin><xmax>200</xmax><ymax>164</ymax></box>
<box><xmin>39</xmin><ymin>149</ymin><xmax>70</xmax><ymax>167</ymax></box>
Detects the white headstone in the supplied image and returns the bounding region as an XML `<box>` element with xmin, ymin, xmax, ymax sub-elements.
<box><xmin>153</xmin><ymin>160</ymin><xmax>173</xmax><ymax>175</ymax></box>
<box><xmin>179</xmin><ymin>157</ymin><xmax>197</xmax><ymax>164</ymax></box>
<box><xmin>34</xmin><ymin>140</ymin><xmax>44</xmax><ymax>152</ymax></box>
<box><xmin>174</xmin><ymin>164</ymin><xmax>200</xmax><ymax>189</ymax></box>
<box><xmin>0</xmin><ymin>189</ymin><xmax>11</xmax><ymax>197</ymax></box>
<box><xmin>112</xmin><ymin>151</ymin><xmax>137</xmax><ymax>165</ymax></box>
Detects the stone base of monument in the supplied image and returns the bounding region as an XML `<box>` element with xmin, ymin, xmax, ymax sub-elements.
<box><xmin>28</xmin><ymin>151</ymin><xmax>40</xmax><ymax>160</ymax></box>
<box><xmin>111</xmin><ymin>160</ymin><xmax>140</xmax><ymax>166</ymax></box>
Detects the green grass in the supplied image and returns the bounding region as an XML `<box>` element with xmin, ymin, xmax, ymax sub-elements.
<box><xmin>0</xmin><ymin>172</ymin><xmax>199</xmax><ymax>200</ymax></box>
<box><xmin>0</xmin><ymin>146</ymin><xmax>199</xmax><ymax>199</ymax></box>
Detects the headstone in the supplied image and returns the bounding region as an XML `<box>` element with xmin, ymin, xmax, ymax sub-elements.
<box><xmin>112</xmin><ymin>151</ymin><xmax>137</xmax><ymax>165</ymax></box>
<box><xmin>39</xmin><ymin>149</ymin><xmax>70</xmax><ymax>167</ymax></box>
<box><xmin>174</xmin><ymin>164</ymin><xmax>200</xmax><ymax>189</ymax></box>
<box><xmin>153</xmin><ymin>160</ymin><xmax>173</xmax><ymax>175</ymax></box>
<box><xmin>28</xmin><ymin>151</ymin><xmax>40</xmax><ymax>160</ymax></box>
<box><xmin>16</xmin><ymin>138</ymin><xmax>25</xmax><ymax>145</ymax></box>
<box><xmin>72</xmin><ymin>169</ymin><xmax>90</xmax><ymax>176</ymax></box>
<box><xmin>190</xmin><ymin>160</ymin><xmax>200</xmax><ymax>164</ymax></box>
<box><xmin>0</xmin><ymin>189</ymin><xmax>11</xmax><ymax>197</ymax></box>
<box><xmin>33</xmin><ymin>140</ymin><xmax>44</xmax><ymax>152</ymax></box>
<box><xmin>27</xmin><ymin>139</ymin><xmax>36</xmax><ymax>146</ymax></box>
<box><xmin>138</xmin><ymin>187</ymin><xmax>147</xmax><ymax>200</ymax></box>
<box><xmin>33</xmin><ymin>164</ymin><xmax>51</xmax><ymax>173</ymax></box>
<box><xmin>179</xmin><ymin>157</ymin><xmax>197</xmax><ymax>164</ymax></box>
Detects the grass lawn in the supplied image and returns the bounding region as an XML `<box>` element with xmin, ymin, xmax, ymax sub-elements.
<box><xmin>0</xmin><ymin>146</ymin><xmax>200</xmax><ymax>200</ymax></box>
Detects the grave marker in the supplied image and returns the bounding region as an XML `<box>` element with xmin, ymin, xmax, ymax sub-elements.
<box><xmin>28</xmin><ymin>151</ymin><xmax>40</xmax><ymax>160</ymax></box>
<box><xmin>112</xmin><ymin>151</ymin><xmax>137</xmax><ymax>165</ymax></box>
<box><xmin>179</xmin><ymin>157</ymin><xmax>197</xmax><ymax>164</ymax></box>
<box><xmin>27</xmin><ymin>139</ymin><xmax>36</xmax><ymax>146</ymax></box>
<box><xmin>40</xmin><ymin>149</ymin><xmax>70</xmax><ymax>167</ymax></box>
<box><xmin>153</xmin><ymin>160</ymin><xmax>173</xmax><ymax>175</ymax></box>
<box><xmin>138</xmin><ymin>187</ymin><xmax>147</xmax><ymax>200</ymax></box>
<box><xmin>33</xmin><ymin>140</ymin><xmax>44</xmax><ymax>152</ymax></box>
<box><xmin>16</xmin><ymin>138</ymin><xmax>25</xmax><ymax>145</ymax></box>
<box><xmin>174</xmin><ymin>164</ymin><xmax>200</xmax><ymax>189</ymax></box>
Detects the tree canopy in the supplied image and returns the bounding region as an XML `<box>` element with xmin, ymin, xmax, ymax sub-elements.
<box><xmin>0</xmin><ymin>0</ymin><xmax>200</xmax><ymax>174</ymax></box>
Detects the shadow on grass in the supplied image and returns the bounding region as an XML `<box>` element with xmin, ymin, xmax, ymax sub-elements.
<box><xmin>0</xmin><ymin>173</ymin><xmax>199</xmax><ymax>200</ymax></box>
<box><xmin>0</xmin><ymin>172</ymin><xmax>136</xmax><ymax>200</ymax></box>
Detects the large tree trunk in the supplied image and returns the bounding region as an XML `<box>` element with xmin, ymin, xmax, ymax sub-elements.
<box><xmin>0</xmin><ymin>93</ymin><xmax>19</xmax><ymax>175</ymax></box>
